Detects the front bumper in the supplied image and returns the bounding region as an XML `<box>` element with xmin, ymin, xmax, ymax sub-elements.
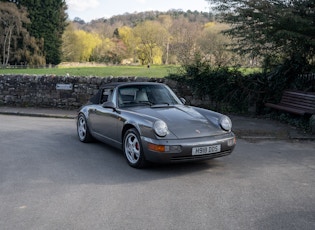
<box><xmin>141</xmin><ymin>133</ymin><xmax>236</xmax><ymax>163</ymax></box>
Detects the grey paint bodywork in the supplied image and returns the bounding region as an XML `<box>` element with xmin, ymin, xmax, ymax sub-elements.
<box><xmin>78</xmin><ymin>82</ymin><xmax>236</xmax><ymax>163</ymax></box>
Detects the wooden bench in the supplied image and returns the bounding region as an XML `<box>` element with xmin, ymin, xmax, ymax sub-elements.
<box><xmin>265</xmin><ymin>90</ymin><xmax>315</xmax><ymax>116</ymax></box>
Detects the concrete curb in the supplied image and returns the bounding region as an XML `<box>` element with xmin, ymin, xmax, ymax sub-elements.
<box><xmin>0</xmin><ymin>111</ymin><xmax>76</xmax><ymax>119</ymax></box>
<box><xmin>0</xmin><ymin>107</ymin><xmax>76</xmax><ymax>119</ymax></box>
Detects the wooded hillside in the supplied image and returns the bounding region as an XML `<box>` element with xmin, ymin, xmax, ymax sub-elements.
<box><xmin>62</xmin><ymin>10</ymin><xmax>240</xmax><ymax>66</ymax></box>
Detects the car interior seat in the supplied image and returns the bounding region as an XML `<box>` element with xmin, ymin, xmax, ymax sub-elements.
<box><xmin>135</xmin><ymin>90</ymin><xmax>149</xmax><ymax>102</ymax></box>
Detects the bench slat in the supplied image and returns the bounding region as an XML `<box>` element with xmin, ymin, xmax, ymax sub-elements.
<box><xmin>284</xmin><ymin>91</ymin><xmax>315</xmax><ymax>99</ymax></box>
<box><xmin>281</xmin><ymin>97</ymin><xmax>315</xmax><ymax>104</ymax></box>
<box><xmin>281</xmin><ymin>99</ymin><xmax>315</xmax><ymax>106</ymax></box>
<box><xmin>265</xmin><ymin>103</ymin><xmax>307</xmax><ymax>115</ymax></box>
<box><xmin>280</xmin><ymin>100</ymin><xmax>315</xmax><ymax>110</ymax></box>
<box><xmin>265</xmin><ymin>90</ymin><xmax>315</xmax><ymax>115</ymax></box>
<box><xmin>281</xmin><ymin>95</ymin><xmax>315</xmax><ymax>102</ymax></box>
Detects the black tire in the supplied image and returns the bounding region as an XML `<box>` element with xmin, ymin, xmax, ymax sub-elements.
<box><xmin>77</xmin><ymin>114</ymin><xmax>93</xmax><ymax>143</ymax></box>
<box><xmin>123</xmin><ymin>128</ymin><xmax>147</xmax><ymax>169</ymax></box>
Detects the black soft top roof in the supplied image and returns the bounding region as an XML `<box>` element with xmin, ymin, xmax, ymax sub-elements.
<box><xmin>99</xmin><ymin>81</ymin><xmax>163</xmax><ymax>88</ymax></box>
<box><xmin>89</xmin><ymin>82</ymin><xmax>164</xmax><ymax>104</ymax></box>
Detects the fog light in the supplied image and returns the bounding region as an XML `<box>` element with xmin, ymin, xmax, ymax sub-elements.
<box><xmin>166</xmin><ymin>145</ymin><xmax>181</xmax><ymax>152</ymax></box>
<box><xmin>148</xmin><ymin>143</ymin><xmax>181</xmax><ymax>153</ymax></box>
<box><xmin>227</xmin><ymin>137</ymin><xmax>236</xmax><ymax>146</ymax></box>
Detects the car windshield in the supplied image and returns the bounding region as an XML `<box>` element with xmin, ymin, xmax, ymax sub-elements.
<box><xmin>118</xmin><ymin>84</ymin><xmax>181</xmax><ymax>108</ymax></box>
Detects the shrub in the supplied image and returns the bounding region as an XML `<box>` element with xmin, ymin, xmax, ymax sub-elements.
<box><xmin>168</xmin><ymin>58</ymin><xmax>264</xmax><ymax>113</ymax></box>
<box><xmin>169</xmin><ymin>55</ymin><xmax>314</xmax><ymax>115</ymax></box>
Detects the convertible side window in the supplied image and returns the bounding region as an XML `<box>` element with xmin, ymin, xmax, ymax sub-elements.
<box><xmin>101</xmin><ymin>88</ymin><xmax>112</xmax><ymax>104</ymax></box>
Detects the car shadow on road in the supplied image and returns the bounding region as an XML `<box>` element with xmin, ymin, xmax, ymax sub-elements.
<box><xmin>51</xmin><ymin>136</ymin><xmax>229</xmax><ymax>185</ymax></box>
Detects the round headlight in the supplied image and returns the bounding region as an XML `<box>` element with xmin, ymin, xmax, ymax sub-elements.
<box><xmin>219</xmin><ymin>116</ymin><xmax>232</xmax><ymax>131</ymax></box>
<box><xmin>153</xmin><ymin>120</ymin><xmax>168</xmax><ymax>137</ymax></box>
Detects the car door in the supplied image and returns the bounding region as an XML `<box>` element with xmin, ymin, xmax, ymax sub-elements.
<box><xmin>89</xmin><ymin>88</ymin><xmax>120</xmax><ymax>144</ymax></box>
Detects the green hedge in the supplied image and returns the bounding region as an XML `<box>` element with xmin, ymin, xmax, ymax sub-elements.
<box><xmin>167</xmin><ymin>59</ymin><xmax>313</xmax><ymax>115</ymax></box>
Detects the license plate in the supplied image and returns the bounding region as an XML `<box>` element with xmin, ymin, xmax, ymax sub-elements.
<box><xmin>192</xmin><ymin>145</ymin><xmax>221</xmax><ymax>155</ymax></box>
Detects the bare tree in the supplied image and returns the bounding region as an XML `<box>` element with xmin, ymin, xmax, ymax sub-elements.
<box><xmin>0</xmin><ymin>2</ymin><xmax>30</xmax><ymax>66</ymax></box>
<box><xmin>169</xmin><ymin>17</ymin><xmax>202</xmax><ymax>65</ymax></box>
<box><xmin>197</xmin><ymin>23</ymin><xmax>236</xmax><ymax>67</ymax></box>
<box><xmin>157</xmin><ymin>15</ymin><xmax>172</xmax><ymax>64</ymax></box>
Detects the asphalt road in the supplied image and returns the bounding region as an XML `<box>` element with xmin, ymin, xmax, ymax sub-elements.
<box><xmin>0</xmin><ymin>115</ymin><xmax>314</xmax><ymax>230</ymax></box>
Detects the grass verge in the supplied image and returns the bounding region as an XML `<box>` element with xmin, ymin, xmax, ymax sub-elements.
<box><xmin>0</xmin><ymin>65</ymin><xmax>180</xmax><ymax>78</ymax></box>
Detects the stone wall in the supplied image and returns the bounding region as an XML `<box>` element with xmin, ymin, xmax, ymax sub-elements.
<box><xmin>0</xmin><ymin>75</ymin><xmax>204</xmax><ymax>109</ymax></box>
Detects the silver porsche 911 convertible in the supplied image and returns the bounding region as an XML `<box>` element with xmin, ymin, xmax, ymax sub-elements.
<box><xmin>77</xmin><ymin>82</ymin><xmax>236</xmax><ymax>168</ymax></box>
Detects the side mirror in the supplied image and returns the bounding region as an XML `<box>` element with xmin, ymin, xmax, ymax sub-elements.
<box><xmin>180</xmin><ymin>97</ymin><xmax>186</xmax><ymax>105</ymax></box>
<box><xmin>102</xmin><ymin>101</ymin><xmax>115</xmax><ymax>109</ymax></box>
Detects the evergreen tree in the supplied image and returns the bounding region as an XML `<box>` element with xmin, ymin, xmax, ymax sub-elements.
<box><xmin>2</xmin><ymin>0</ymin><xmax>68</xmax><ymax>65</ymax></box>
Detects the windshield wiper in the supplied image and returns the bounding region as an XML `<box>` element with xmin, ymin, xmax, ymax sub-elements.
<box><xmin>151</xmin><ymin>102</ymin><xmax>171</xmax><ymax>108</ymax></box>
<box><xmin>137</xmin><ymin>101</ymin><xmax>153</xmax><ymax>106</ymax></box>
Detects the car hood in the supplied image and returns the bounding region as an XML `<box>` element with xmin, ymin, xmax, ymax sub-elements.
<box><xmin>129</xmin><ymin>105</ymin><xmax>225</xmax><ymax>138</ymax></box>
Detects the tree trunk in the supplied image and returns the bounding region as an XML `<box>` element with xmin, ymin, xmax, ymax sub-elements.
<box><xmin>5</xmin><ymin>27</ymin><xmax>13</xmax><ymax>65</ymax></box>
<box><xmin>165</xmin><ymin>39</ymin><xmax>169</xmax><ymax>65</ymax></box>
